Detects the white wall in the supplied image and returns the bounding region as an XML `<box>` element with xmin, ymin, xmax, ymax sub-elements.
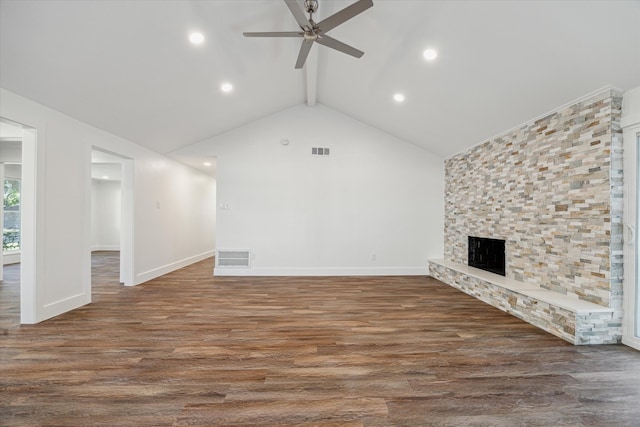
<box><xmin>133</xmin><ymin>156</ymin><xmax>216</xmax><ymax>282</ymax></box>
<box><xmin>91</xmin><ymin>179</ymin><xmax>121</xmax><ymax>251</ymax></box>
<box><xmin>0</xmin><ymin>88</ymin><xmax>216</xmax><ymax>323</ymax></box>
<box><xmin>175</xmin><ymin>104</ymin><xmax>444</xmax><ymax>276</ymax></box>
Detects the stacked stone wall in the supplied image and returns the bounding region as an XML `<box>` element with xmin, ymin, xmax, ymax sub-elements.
<box><xmin>444</xmin><ymin>89</ymin><xmax>623</xmax><ymax>308</ymax></box>
<box><xmin>430</xmin><ymin>262</ymin><xmax>620</xmax><ymax>344</ymax></box>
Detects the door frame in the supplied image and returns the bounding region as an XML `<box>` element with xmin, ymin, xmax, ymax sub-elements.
<box><xmin>0</xmin><ymin>116</ymin><xmax>38</xmax><ymax>323</ymax></box>
<box><xmin>623</xmin><ymin>123</ymin><xmax>640</xmax><ymax>350</ymax></box>
<box><xmin>90</xmin><ymin>147</ymin><xmax>134</xmax><ymax>286</ymax></box>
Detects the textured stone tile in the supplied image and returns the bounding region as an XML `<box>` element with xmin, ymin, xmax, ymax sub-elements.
<box><xmin>439</xmin><ymin>89</ymin><xmax>623</xmax><ymax>344</ymax></box>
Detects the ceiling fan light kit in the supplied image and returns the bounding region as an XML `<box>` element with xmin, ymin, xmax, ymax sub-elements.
<box><xmin>243</xmin><ymin>0</ymin><xmax>374</xmax><ymax>69</ymax></box>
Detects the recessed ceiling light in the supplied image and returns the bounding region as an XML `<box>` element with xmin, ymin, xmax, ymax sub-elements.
<box><xmin>203</xmin><ymin>162</ymin><xmax>212</xmax><ymax>167</ymax></box>
<box><xmin>102</xmin><ymin>175</ymin><xmax>109</xmax><ymax>180</ymax></box>
<box><xmin>189</xmin><ymin>32</ymin><xmax>204</xmax><ymax>45</ymax></box>
<box><xmin>393</xmin><ymin>93</ymin><xmax>405</xmax><ymax>103</ymax></box>
<box><xmin>423</xmin><ymin>48</ymin><xmax>438</xmax><ymax>61</ymax></box>
<box><xmin>220</xmin><ymin>82</ymin><xmax>233</xmax><ymax>93</ymax></box>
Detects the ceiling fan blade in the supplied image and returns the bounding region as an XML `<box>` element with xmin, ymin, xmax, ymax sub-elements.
<box><xmin>317</xmin><ymin>0</ymin><xmax>373</xmax><ymax>34</ymax></box>
<box><xmin>243</xmin><ymin>31</ymin><xmax>303</xmax><ymax>37</ymax></box>
<box><xmin>295</xmin><ymin>39</ymin><xmax>314</xmax><ymax>69</ymax></box>
<box><xmin>316</xmin><ymin>34</ymin><xmax>364</xmax><ymax>58</ymax></box>
<box><xmin>284</xmin><ymin>0</ymin><xmax>312</xmax><ymax>31</ymax></box>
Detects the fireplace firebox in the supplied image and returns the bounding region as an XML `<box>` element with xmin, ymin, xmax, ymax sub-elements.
<box><xmin>468</xmin><ymin>236</ymin><xmax>505</xmax><ymax>276</ymax></box>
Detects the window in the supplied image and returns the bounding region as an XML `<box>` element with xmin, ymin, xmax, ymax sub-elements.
<box><xmin>3</xmin><ymin>178</ymin><xmax>20</xmax><ymax>252</ymax></box>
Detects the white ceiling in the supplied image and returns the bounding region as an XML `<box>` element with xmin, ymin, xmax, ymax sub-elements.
<box><xmin>1</xmin><ymin>0</ymin><xmax>639</xmax><ymax>163</ymax></box>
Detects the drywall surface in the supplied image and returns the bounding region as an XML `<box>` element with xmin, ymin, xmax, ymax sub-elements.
<box><xmin>0</xmin><ymin>88</ymin><xmax>215</xmax><ymax>323</ymax></box>
<box><xmin>91</xmin><ymin>179</ymin><xmax>121</xmax><ymax>251</ymax></box>
<box><xmin>174</xmin><ymin>104</ymin><xmax>444</xmax><ymax>276</ymax></box>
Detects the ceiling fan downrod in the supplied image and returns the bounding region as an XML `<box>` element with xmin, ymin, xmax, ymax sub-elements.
<box><xmin>304</xmin><ymin>0</ymin><xmax>319</xmax><ymax>17</ymax></box>
<box><xmin>303</xmin><ymin>0</ymin><xmax>319</xmax><ymax>39</ymax></box>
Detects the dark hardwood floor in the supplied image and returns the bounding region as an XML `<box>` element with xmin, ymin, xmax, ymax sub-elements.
<box><xmin>1</xmin><ymin>252</ymin><xmax>640</xmax><ymax>426</ymax></box>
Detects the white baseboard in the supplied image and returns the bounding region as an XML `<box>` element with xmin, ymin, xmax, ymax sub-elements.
<box><xmin>2</xmin><ymin>251</ymin><xmax>21</xmax><ymax>265</ymax></box>
<box><xmin>134</xmin><ymin>250</ymin><xmax>215</xmax><ymax>285</ymax></box>
<box><xmin>30</xmin><ymin>292</ymin><xmax>92</xmax><ymax>324</ymax></box>
<box><xmin>214</xmin><ymin>266</ymin><xmax>429</xmax><ymax>277</ymax></box>
<box><xmin>91</xmin><ymin>245</ymin><xmax>120</xmax><ymax>252</ymax></box>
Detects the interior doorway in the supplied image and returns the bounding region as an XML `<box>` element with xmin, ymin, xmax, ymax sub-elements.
<box><xmin>1</xmin><ymin>122</ymin><xmax>22</xmax><ymax>278</ymax></box>
<box><xmin>91</xmin><ymin>149</ymin><xmax>123</xmax><ymax>291</ymax></box>
<box><xmin>0</xmin><ymin>121</ymin><xmax>22</xmax><ymax>328</ymax></box>
<box><xmin>90</xmin><ymin>147</ymin><xmax>134</xmax><ymax>286</ymax></box>
<box><xmin>0</xmin><ymin>117</ymin><xmax>36</xmax><ymax>324</ymax></box>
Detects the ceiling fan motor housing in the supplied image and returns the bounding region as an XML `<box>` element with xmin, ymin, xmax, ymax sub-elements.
<box><xmin>303</xmin><ymin>31</ymin><xmax>318</xmax><ymax>41</ymax></box>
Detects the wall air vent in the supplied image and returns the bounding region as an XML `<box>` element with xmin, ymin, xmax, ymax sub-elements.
<box><xmin>215</xmin><ymin>249</ymin><xmax>251</xmax><ymax>268</ymax></box>
<box><xmin>311</xmin><ymin>147</ymin><xmax>330</xmax><ymax>156</ymax></box>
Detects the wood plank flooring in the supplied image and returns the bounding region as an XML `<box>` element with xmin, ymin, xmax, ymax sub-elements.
<box><xmin>2</xmin><ymin>252</ymin><xmax>640</xmax><ymax>426</ymax></box>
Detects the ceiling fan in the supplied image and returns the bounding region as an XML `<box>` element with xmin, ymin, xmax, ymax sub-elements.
<box><xmin>243</xmin><ymin>0</ymin><xmax>374</xmax><ymax>69</ymax></box>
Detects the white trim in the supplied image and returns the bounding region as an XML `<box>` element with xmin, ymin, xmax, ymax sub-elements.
<box><xmin>446</xmin><ymin>85</ymin><xmax>623</xmax><ymax>160</ymax></box>
<box><xmin>134</xmin><ymin>250</ymin><xmax>215</xmax><ymax>285</ymax></box>
<box><xmin>84</xmin><ymin>146</ymin><xmax>93</xmax><ymax>308</ymax></box>
<box><xmin>0</xmin><ymin>163</ymin><xmax>4</xmax><ymax>279</ymax></box>
<box><xmin>39</xmin><ymin>292</ymin><xmax>90</xmax><ymax>322</ymax></box>
<box><xmin>623</xmin><ymin>124</ymin><xmax>640</xmax><ymax>351</ymax></box>
<box><xmin>20</xmin><ymin>125</ymin><xmax>40</xmax><ymax>324</ymax></box>
<box><xmin>622</xmin><ymin>85</ymin><xmax>640</xmax><ymax>351</ymax></box>
<box><xmin>213</xmin><ymin>266</ymin><xmax>429</xmax><ymax>277</ymax></box>
<box><xmin>2</xmin><ymin>251</ymin><xmax>21</xmax><ymax>265</ymax></box>
<box><xmin>90</xmin><ymin>147</ymin><xmax>134</xmax><ymax>286</ymax></box>
<box><xmin>120</xmin><ymin>157</ymin><xmax>134</xmax><ymax>285</ymax></box>
<box><xmin>90</xmin><ymin>245</ymin><xmax>120</xmax><ymax>252</ymax></box>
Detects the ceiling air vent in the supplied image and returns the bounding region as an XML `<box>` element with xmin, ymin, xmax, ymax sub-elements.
<box><xmin>216</xmin><ymin>250</ymin><xmax>251</xmax><ymax>268</ymax></box>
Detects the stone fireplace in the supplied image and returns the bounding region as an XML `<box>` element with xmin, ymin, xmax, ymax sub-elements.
<box><xmin>430</xmin><ymin>88</ymin><xmax>623</xmax><ymax>344</ymax></box>
<box><xmin>468</xmin><ymin>236</ymin><xmax>505</xmax><ymax>276</ymax></box>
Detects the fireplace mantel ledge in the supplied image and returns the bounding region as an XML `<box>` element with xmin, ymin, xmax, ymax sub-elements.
<box><xmin>429</xmin><ymin>259</ymin><xmax>612</xmax><ymax>315</ymax></box>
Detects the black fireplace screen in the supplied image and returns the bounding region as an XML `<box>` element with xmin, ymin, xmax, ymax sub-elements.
<box><xmin>468</xmin><ymin>236</ymin><xmax>505</xmax><ymax>276</ymax></box>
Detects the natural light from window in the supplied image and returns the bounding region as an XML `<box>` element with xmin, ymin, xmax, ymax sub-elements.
<box><xmin>3</xmin><ymin>177</ymin><xmax>20</xmax><ymax>252</ymax></box>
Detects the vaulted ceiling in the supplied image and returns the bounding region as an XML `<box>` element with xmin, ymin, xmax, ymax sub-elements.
<box><xmin>1</xmin><ymin>0</ymin><xmax>639</xmax><ymax>165</ymax></box>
